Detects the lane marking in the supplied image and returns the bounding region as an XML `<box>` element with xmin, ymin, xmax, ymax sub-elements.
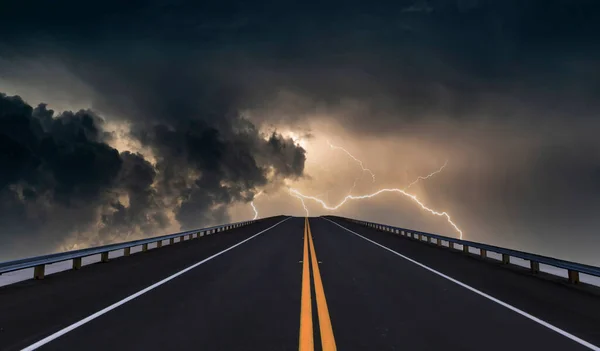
<box><xmin>307</xmin><ymin>218</ymin><xmax>337</xmax><ymax>351</ymax></box>
<box><xmin>322</xmin><ymin>217</ymin><xmax>600</xmax><ymax>351</ymax></box>
<box><xmin>299</xmin><ymin>217</ymin><xmax>314</xmax><ymax>351</ymax></box>
<box><xmin>21</xmin><ymin>217</ymin><xmax>292</xmax><ymax>351</ymax></box>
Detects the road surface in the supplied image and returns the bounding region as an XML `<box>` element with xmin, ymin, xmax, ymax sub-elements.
<box><xmin>1</xmin><ymin>216</ymin><xmax>599</xmax><ymax>350</ymax></box>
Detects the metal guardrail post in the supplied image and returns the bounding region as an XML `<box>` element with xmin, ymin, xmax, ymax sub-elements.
<box><xmin>142</xmin><ymin>243</ymin><xmax>148</xmax><ymax>252</ymax></box>
<box><xmin>34</xmin><ymin>265</ymin><xmax>45</xmax><ymax>279</ymax></box>
<box><xmin>502</xmin><ymin>254</ymin><xmax>510</xmax><ymax>264</ymax></box>
<box><xmin>437</xmin><ymin>238</ymin><xmax>441</xmax><ymax>246</ymax></box>
<box><xmin>568</xmin><ymin>270</ymin><xmax>580</xmax><ymax>284</ymax></box>
<box><xmin>124</xmin><ymin>247</ymin><xmax>131</xmax><ymax>256</ymax></box>
<box><xmin>101</xmin><ymin>252</ymin><xmax>109</xmax><ymax>263</ymax></box>
<box><xmin>530</xmin><ymin>261</ymin><xmax>540</xmax><ymax>274</ymax></box>
<box><xmin>157</xmin><ymin>240</ymin><xmax>163</xmax><ymax>248</ymax></box>
<box><xmin>73</xmin><ymin>257</ymin><xmax>82</xmax><ymax>270</ymax></box>
<box><xmin>170</xmin><ymin>238</ymin><xmax>175</xmax><ymax>245</ymax></box>
<box><xmin>463</xmin><ymin>245</ymin><xmax>469</xmax><ymax>254</ymax></box>
<box><xmin>427</xmin><ymin>236</ymin><xmax>431</xmax><ymax>243</ymax></box>
<box><xmin>480</xmin><ymin>249</ymin><xmax>487</xmax><ymax>258</ymax></box>
<box><xmin>449</xmin><ymin>242</ymin><xmax>454</xmax><ymax>249</ymax></box>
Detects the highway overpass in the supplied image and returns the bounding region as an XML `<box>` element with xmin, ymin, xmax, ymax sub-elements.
<box><xmin>1</xmin><ymin>216</ymin><xmax>599</xmax><ymax>350</ymax></box>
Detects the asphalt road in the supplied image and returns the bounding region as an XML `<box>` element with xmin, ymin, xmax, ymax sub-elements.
<box><xmin>1</xmin><ymin>216</ymin><xmax>599</xmax><ymax>350</ymax></box>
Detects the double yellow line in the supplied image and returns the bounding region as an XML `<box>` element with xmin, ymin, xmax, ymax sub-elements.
<box><xmin>300</xmin><ymin>217</ymin><xmax>337</xmax><ymax>351</ymax></box>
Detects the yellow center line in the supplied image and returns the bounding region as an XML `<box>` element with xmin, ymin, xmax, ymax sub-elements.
<box><xmin>299</xmin><ymin>217</ymin><xmax>314</xmax><ymax>351</ymax></box>
<box><xmin>307</xmin><ymin>218</ymin><xmax>337</xmax><ymax>351</ymax></box>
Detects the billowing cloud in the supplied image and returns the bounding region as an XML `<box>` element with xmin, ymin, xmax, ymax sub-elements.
<box><xmin>0</xmin><ymin>93</ymin><xmax>305</xmax><ymax>259</ymax></box>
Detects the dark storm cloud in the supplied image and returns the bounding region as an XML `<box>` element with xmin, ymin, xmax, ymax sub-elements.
<box><xmin>0</xmin><ymin>92</ymin><xmax>305</xmax><ymax>258</ymax></box>
<box><xmin>134</xmin><ymin>118</ymin><xmax>305</xmax><ymax>228</ymax></box>
<box><xmin>0</xmin><ymin>94</ymin><xmax>124</xmax><ymax>253</ymax></box>
<box><xmin>2</xmin><ymin>0</ymin><xmax>598</xmax><ymax>130</ymax></box>
<box><xmin>0</xmin><ymin>95</ymin><xmax>193</xmax><ymax>257</ymax></box>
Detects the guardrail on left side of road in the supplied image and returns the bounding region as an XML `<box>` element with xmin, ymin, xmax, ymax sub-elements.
<box><xmin>0</xmin><ymin>217</ymin><xmax>274</xmax><ymax>280</ymax></box>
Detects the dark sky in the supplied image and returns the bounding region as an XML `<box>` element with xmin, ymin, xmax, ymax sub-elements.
<box><xmin>1</xmin><ymin>0</ymin><xmax>599</xmax><ymax>263</ymax></box>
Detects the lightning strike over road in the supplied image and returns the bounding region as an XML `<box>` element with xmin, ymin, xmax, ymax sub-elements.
<box><xmin>287</xmin><ymin>159</ymin><xmax>462</xmax><ymax>238</ymax></box>
<box><xmin>290</xmin><ymin>189</ymin><xmax>310</xmax><ymax>216</ymax></box>
<box><xmin>328</xmin><ymin>141</ymin><xmax>376</xmax><ymax>182</ymax></box>
<box><xmin>289</xmin><ymin>187</ymin><xmax>463</xmax><ymax>239</ymax></box>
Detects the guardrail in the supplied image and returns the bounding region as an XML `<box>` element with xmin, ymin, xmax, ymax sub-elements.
<box><xmin>0</xmin><ymin>218</ymin><xmax>268</xmax><ymax>280</ymax></box>
<box><xmin>327</xmin><ymin>216</ymin><xmax>600</xmax><ymax>284</ymax></box>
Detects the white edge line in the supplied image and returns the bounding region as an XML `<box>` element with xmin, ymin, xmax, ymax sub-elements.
<box><xmin>321</xmin><ymin>217</ymin><xmax>600</xmax><ymax>351</ymax></box>
<box><xmin>21</xmin><ymin>217</ymin><xmax>292</xmax><ymax>351</ymax></box>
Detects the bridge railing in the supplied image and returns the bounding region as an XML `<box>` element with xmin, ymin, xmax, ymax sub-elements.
<box><xmin>327</xmin><ymin>216</ymin><xmax>600</xmax><ymax>284</ymax></box>
<box><xmin>0</xmin><ymin>218</ymin><xmax>266</xmax><ymax>280</ymax></box>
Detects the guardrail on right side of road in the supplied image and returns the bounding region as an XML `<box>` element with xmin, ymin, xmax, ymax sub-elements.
<box><xmin>0</xmin><ymin>217</ymin><xmax>275</xmax><ymax>281</ymax></box>
<box><xmin>327</xmin><ymin>216</ymin><xmax>600</xmax><ymax>284</ymax></box>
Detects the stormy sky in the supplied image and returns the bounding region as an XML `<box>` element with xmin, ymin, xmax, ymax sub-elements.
<box><xmin>1</xmin><ymin>0</ymin><xmax>599</xmax><ymax>264</ymax></box>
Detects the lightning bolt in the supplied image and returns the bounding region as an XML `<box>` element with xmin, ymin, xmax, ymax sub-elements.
<box><xmin>250</xmin><ymin>191</ymin><xmax>263</xmax><ymax>220</ymax></box>
<box><xmin>288</xmin><ymin>161</ymin><xmax>463</xmax><ymax>239</ymax></box>
<box><xmin>250</xmin><ymin>201</ymin><xmax>259</xmax><ymax>220</ymax></box>
<box><xmin>404</xmin><ymin>160</ymin><xmax>448</xmax><ymax>190</ymax></box>
<box><xmin>289</xmin><ymin>187</ymin><xmax>462</xmax><ymax>239</ymax></box>
<box><xmin>290</xmin><ymin>189</ymin><xmax>310</xmax><ymax>216</ymax></box>
<box><xmin>252</xmin><ymin>138</ymin><xmax>459</xmax><ymax>237</ymax></box>
<box><xmin>328</xmin><ymin>140</ymin><xmax>376</xmax><ymax>182</ymax></box>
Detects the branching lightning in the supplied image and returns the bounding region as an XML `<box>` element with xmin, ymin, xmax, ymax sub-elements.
<box><xmin>246</xmin><ymin>137</ymin><xmax>461</xmax><ymax>239</ymax></box>
<box><xmin>290</xmin><ymin>189</ymin><xmax>310</xmax><ymax>216</ymax></box>
<box><xmin>289</xmin><ymin>186</ymin><xmax>463</xmax><ymax>239</ymax></box>
<box><xmin>291</xmin><ymin>142</ymin><xmax>462</xmax><ymax>238</ymax></box>
<box><xmin>328</xmin><ymin>141</ymin><xmax>376</xmax><ymax>182</ymax></box>
<box><xmin>404</xmin><ymin>160</ymin><xmax>448</xmax><ymax>190</ymax></box>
